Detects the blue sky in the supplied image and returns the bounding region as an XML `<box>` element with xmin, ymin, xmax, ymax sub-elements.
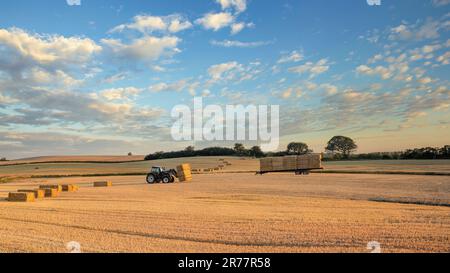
<box><xmin>0</xmin><ymin>0</ymin><xmax>449</xmax><ymax>158</ymax></box>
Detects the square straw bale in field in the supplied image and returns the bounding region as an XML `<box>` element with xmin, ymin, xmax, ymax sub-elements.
<box><xmin>39</xmin><ymin>184</ymin><xmax>62</xmax><ymax>192</ymax></box>
<box><xmin>61</xmin><ymin>184</ymin><xmax>75</xmax><ymax>192</ymax></box>
<box><xmin>94</xmin><ymin>181</ymin><xmax>112</xmax><ymax>187</ymax></box>
<box><xmin>18</xmin><ymin>189</ymin><xmax>45</xmax><ymax>199</ymax></box>
<box><xmin>43</xmin><ymin>188</ymin><xmax>59</xmax><ymax>197</ymax></box>
<box><xmin>177</xmin><ymin>163</ymin><xmax>192</xmax><ymax>175</ymax></box>
<box><xmin>8</xmin><ymin>192</ymin><xmax>35</xmax><ymax>202</ymax></box>
<box><xmin>178</xmin><ymin>175</ymin><xmax>192</xmax><ymax>182</ymax></box>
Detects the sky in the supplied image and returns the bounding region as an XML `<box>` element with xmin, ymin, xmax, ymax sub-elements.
<box><xmin>0</xmin><ymin>0</ymin><xmax>449</xmax><ymax>159</ymax></box>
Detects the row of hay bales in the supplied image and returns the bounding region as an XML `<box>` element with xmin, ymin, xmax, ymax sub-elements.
<box><xmin>7</xmin><ymin>180</ymin><xmax>113</xmax><ymax>202</ymax></box>
<box><xmin>260</xmin><ymin>154</ymin><xmax>322</xmax><ymax>172</ymax></box>
<box><xmin>191</xmin><ymin>159</ymin><xmax>233</xmax><ymax>174</ymax></box>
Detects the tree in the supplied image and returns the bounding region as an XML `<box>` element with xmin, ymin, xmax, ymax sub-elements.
<box><xmin>287</xmin><ymin>142</ymin><xmax>310</xmax><ymax>155</ymax></box>
<box><xmin>185</xmin><ymin>146</ymin><xmax>195</xmax><ymax>152</ymax></box>
<box><xmin>233</xmin><ymin>143</ymin><xmax>246</xmax><ymax>155</ymax></box>
<box><xmin>325</xmin><ymin>136</ymin><xmax>357</xmax><ymax>158</ymax></box>
<box><xmin>128</xmin><ymin>152</ymin><xmax>133</xmax><ymax>156</ymax></box>
<box><xmin>249</xmin><ymin>146</ymin><xmax>265</xmax><ymax>158</ymax></box>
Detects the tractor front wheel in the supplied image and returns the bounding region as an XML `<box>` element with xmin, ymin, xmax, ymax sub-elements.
<box><xmin>162</xmin><ymin>176</ymin><xmax>171</xmax><ymax>184</ymax></box>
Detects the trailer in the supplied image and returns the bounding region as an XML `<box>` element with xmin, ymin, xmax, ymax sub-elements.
<box><xmin>256</xmin><ymin>154</ymin><xmax>323</xmax><ymax>175</ymax></box>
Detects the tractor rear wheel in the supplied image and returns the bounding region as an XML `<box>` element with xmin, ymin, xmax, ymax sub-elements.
<box><xmin>146</xmin><ymin>174</ymin><xmax>156</xmax><ymax>184</ymax></box>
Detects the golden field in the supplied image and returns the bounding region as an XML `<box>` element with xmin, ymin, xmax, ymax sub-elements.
<box><xmin>0</xmin><ymin>156</ymin><xmax>449</xmax><ymax>253</ymax></box>
<box><xmin>1</xmin><ymin>157</ymin><xmax>449</xmax><ymax>178</ymax></box>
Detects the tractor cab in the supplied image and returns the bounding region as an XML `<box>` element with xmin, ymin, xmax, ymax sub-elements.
<box><xmin>151</xmin><ymin>166</ymin><xmax>163</xmax><ymax>173</ymax></box>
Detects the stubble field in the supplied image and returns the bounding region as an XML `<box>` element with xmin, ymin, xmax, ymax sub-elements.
<box><xmin>0</xmin><ymin>157</ymin><xmax>449</xmax><ymax>253</ymax></box>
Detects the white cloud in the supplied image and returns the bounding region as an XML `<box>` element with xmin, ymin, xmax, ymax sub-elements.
<box><xmin>278</xmin><ymin>50</ymin><xmax>304</xmax><ymax>64</ymax></box>
<box><xmin>231</xmin><ymin>22</ymin><xmax>245</xmax><ymax>34</ymax></box>
<box><xmin>195</xmin><ymin>12</ymin><xmax>235</xmax><ymax>31</ymax></box>
<box><xmin>0</xmin><ymin>28</ymin><xmax>101</xmax><ymax>66</ymax></box>
<box><xmin>280</xmin><ymin>87</ymin><xmax>302</xmax><ymax>99</ymax></box>
<box><xmin>148</xmin><ymin>79</ymin><xmax>198</xmax><ymax>93</ymax></box>
<box><xmin>389</xmin><ymin>18</ymin><xmax>443</xmax><ymax>41</ymax></box>
<box><xmin>210</xmin><ymin>39</ymin><xmax>272</xmax><ymax>48</ymax></box>
<box><xmin>206</xmin><ymin>61</ymin><xmax>261</xmax><ymax>85</ymax></box>
<box><xmin>101</xmin><ymin>36</ymin><xmax>180</xmax><ymax>64</ymax></box>
<box><xmin>417</xmin><ymin>77</ymin><xmax>433</xmax><ymax>84</ymax></box>
<box><xmin>356</xmin><ymin>64</ymin><xmax>392</xmax><ymax>80</ymax></box>
<box><xmin>368</xmin><ymin>54</ymin><xmax>383</xmax><ymax>64</ymax></box>
<box><xmin>208</xmin><ymin>61</ymin><xmax>241</xmax><ymax>81</ymax></box>
<box><xmin>102</xmin><ymin>72</ymin><xmax>128</xmax><ymax>84</ymax></box>
<box><xmin>216</xmin><ymin>0</ymin><xmax>247</xmax><ymax>13</ymax></box>
<box><xmin>110</xmin><ymin>14</ymin><xmax>192</xmax><ymax>34</ymax></box>
<box><xmin>320</xmin><ymin>84</ymin><xmax>338</xmax><ymax>95</ymax></box>
<box><xmin>99</xmin><ymin>87</ymin><xmax>142</xmax><ymax>101</ymax></box>
<box><xmin>26</xmin><ymin>68</ymin><xmax>82</xmax><ymax>86</ymax></box>
<box><xmin>437</xmin><ymin>51</ymin><xmax>450</xmax><ymax>65</ymax></box>
<box><xmin>66</xmin><ymin>0</ymin><xmax>81</xmax><ymax>6</ymax></box>
<box><xmin>422</xmin><ymin>44</ymin><xmax>442</xmax><ymax>53</ymax></box>
<box><xmin>0</xmin><ymin>93</ymin><xmax>16</xmax><ymax>105</ymax></box>
<box><xmin>432</xmin><ymin>0</ymin><xmax>450</xmax><ymax>7</ymax></box>
<box><xmin>288</xmin><ymin>59</ymin><xmax>331</xmax><ymax>78</ymax></box>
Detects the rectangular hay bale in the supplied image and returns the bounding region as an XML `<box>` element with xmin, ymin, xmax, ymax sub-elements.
<box><xmin>39</xmin><ymin>184</ymin><xmax>62</xmax><ymax>192</ymax></box>
<box><xmin>94</xmin><ymin>181</ymin><xmax>112</xmax><ymax>187</ymax></box>
<box><xmin>8</xmin><ymin>192</ymin><xmax>35</xmax><ymax>202</ymax></box>
<box><xmin>18</xmin><ymin>189</ymin><xmax>45</xmax><ymax>199</ymax></box>
<box><xmin>178</xmin><ymin>175</ymin><xmax>192</xmax><ymax>182</ymax></box>
<box><xmin>61</xmin><ymin>184</ymin><xmax>75</xmax><ymax>192</ymax></box>
<box><xmin>43</xmin><ymin>188</ymin><xmax>59</xmax><ymax>197</ymax></box>
<box><xmin>177</xmin><ymin>164</ymin><xmax>193</xmax><ymax>182</ymax></box>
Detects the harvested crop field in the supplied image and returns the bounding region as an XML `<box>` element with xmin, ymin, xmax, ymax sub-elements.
<box><xmin>1</xmin><ymin>158</ymin><xmax>449</xmax><ymax>178</ymax></box>
<box><xmin>0</xmin><ymin>155</ymin><xmax>147</xmax><ymax>166</ymax></box>
<box><xmin>0</xmin><ymin>172</ymin><xmax>449</xmax><ymax>253</ymax></box>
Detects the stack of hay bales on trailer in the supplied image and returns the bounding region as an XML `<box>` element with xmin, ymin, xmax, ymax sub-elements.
<box><xmin>177</xmin><ymin>164</ymin><xmax>192</xmax><ymax>182</ymax></box>
<box><xmin>260</xmin><ymin>154</ymin><xmax>322</xmax><ymax>172</ymax></box>
<box><xmin>271</xmin><ymin>157</ymin><xmax>285</xmax><ymax>171</ymax></box>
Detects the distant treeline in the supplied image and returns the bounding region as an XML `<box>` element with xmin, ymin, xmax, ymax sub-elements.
<box><xmin>325</xmin><ymin>146</ymin><xmax>450</xmax><ymax>161</ymax></box>
<box><xmin>145</xmin><ymin>141</ymin><xmax>450</xmax><ymax>161</ymax></box>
